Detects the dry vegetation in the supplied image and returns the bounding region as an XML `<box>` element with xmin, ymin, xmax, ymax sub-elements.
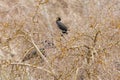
<box><xmin>0</xmin><ymin>0</ymin><xmax>120</xmax><ymax>80</ymax></box>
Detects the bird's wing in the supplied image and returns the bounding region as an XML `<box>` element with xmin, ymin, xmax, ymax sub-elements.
<box><xmin>57</xmin><ymin>21</ymin><xmax>68</xmax><ymax>29</ymax></box>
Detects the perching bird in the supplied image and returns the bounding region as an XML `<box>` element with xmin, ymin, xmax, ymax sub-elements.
<box><xmin>22</xmin><ymin>48</ymin><xmax>46</xmax><ymax>62</ymax></box>
<box><xmin>56</xmin><ymin>17</ymin><xmax>68</xmax><ymax>34</ymax></box>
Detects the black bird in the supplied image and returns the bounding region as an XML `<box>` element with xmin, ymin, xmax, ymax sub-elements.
<box><xmin>56</xmin><ymin>17</ymin><xmax>68</xmax><ymax>34</ymax></box>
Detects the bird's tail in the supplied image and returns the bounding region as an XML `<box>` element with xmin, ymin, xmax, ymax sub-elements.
<box><xmin>62</xmin><ymin>31</ymin><xmax>68</xmax><ymax>34</ymax></box>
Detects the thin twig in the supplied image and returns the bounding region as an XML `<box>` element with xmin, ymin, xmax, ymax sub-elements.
<box><xmin>93</xmin><ymin>31</ymin><xmax>100</xmax><ymax>46</ymax></box>
<box><xmin>21</xmin><ymin>47</ymin><xmax>34</xmax><ymax>62</ymax></box>
<box><xmin>10</xmin><ymin>63</ymin><xmax>52</xmax><ymax>74</ymax></box>
<box><xmin>74</xmin><ymin>67</ymin><xmax>79</xmax><ymax>80</ymax></box>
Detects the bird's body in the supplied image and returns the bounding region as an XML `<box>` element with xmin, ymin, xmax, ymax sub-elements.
<box><xmin>22</xmin><ymin>48</ymin><xmax>46</xmax><ymax>62</ymax></box>
<box><xmin>56</xmin><ymin>17</ymin><xmax>68</xmax><ymax>34</ymax></box>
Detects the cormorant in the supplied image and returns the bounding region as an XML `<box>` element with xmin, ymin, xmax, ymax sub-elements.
<box><xmin>56</xmin><ymin>17</ymin><xmax>68</xmax><ymax>34</ymax></box>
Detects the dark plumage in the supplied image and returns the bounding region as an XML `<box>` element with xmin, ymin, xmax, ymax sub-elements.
<box><xmin>56</xmin><ymin>17</ymin><xmax>68</xmax><ymax>34</ymax></box>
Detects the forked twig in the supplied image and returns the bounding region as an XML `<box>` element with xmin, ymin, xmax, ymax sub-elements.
<box><xmin>30</xmin><ymin>35</ymin><xmax>58</xmax><ymax>79</ymax></box>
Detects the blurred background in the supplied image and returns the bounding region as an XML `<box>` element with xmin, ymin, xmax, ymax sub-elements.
<box><xmin>0</xmin><ymin>0</ymin><xmax>120</xmax><ymax>80</ymax></box>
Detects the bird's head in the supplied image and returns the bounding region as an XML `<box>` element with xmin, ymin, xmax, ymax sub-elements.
<box><xmin>56</xmin><ymin>17</ymin><xmax>61</xmax><ymax>21</ymax></box>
